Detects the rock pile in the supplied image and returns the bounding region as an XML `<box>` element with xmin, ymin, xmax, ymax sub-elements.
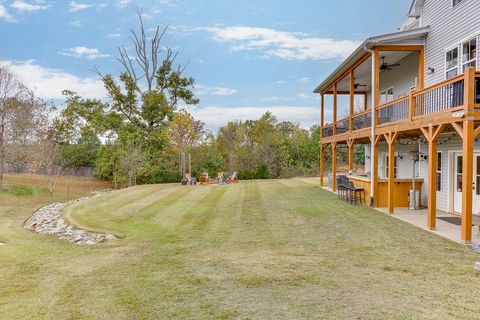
<box><xmin>24</xmin><ymin>194</ymin><xmax>116</xmax><ymax>245</ymax></box>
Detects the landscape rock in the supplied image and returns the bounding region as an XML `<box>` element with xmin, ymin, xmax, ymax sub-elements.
<box><xmin>23</xmin><ymin>192</ymin><xmax>116</xmax><ymax>245</ymax></box>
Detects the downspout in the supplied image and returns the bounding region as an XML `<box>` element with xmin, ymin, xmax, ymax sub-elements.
<box><xmin>364</xmin><ymin>42</ymin><xmax>376</xmax><ymax>206</ymax></box>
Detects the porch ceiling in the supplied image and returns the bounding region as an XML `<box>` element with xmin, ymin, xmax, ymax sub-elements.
<box><xmin>313</xmin><ymin>26</ymin><xmax>429</xmax><ymax>94</ymax></box>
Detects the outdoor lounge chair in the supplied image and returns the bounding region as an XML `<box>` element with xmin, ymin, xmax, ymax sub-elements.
<box><xmin>229</xmin><ymin>171</ymin><xmax>239</xmax><ymax>183</ymax></box>
<box><xmin>199</xmin><ymin>173</ymin><xmax>209</xmax><ymax>185</ymax></box>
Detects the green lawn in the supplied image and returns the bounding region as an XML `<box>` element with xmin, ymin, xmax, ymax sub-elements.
<box><xmin>2</xmin><ymin>177</ymin><xmax>480</xmax><ymax>319</ymax></box>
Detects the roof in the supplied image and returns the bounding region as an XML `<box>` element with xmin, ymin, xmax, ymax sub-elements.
<box><xmin>313</xmin><ymin>26</ymin><xmax>430</xmax><ymax>94</ymax></box>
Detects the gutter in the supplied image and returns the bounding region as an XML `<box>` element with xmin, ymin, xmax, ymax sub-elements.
<box><xmin>363</xmin><ymin>44</ymin><xmax>376</xmax><ymax>207</ymax></box>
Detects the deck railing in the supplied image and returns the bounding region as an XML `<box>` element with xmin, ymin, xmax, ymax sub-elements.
<box><xmin>413</xmin><ymin>74</ymin><xmax>464</xmax><ymax>118</ymax></box>
<box><xmin>322</xmin><ymin>69</ymin><xmax>480</xmax><ymax>140</ymax></box>
<box><xmin>376</xmin><ymin>96</ymin><xmax>409</xmax><ymax>126</ymax></box>
<box><xmin>335</xmin><ymin>118</ymin><xmax>350</xmax><ymax>135</ymax></box>
<box><xmin>322</xmin><ymin>124</ymin><xmax>334</xmax><ymax>138</ymax></box>
<box><xmin>352</xmin><ymin>110</ymin><xmax>371</xmax><ymax>130</ymax></box>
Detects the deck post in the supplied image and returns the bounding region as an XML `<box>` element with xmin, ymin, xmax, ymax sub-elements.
<box><xmin>372</xmin><ymin>135</ymin><xmax>380</xmax><ymax>207</ymax></box>
<box><xmin>320</xmin><ymin>93</ymin><xmax>325</xmax><ymax>187</ymax></box>
<box><xmin>384</xmin><ymin>132</ymin><xmax>398</xmax><ymax>214</ymax></box>
<box><xmin>320</xmin><ymin>144</ymin><xmax>324</xmax><ymax>186</ymax></box>
<box><xmin>347</xmin><ymin>139</ymin><xmax>355</xmax><ymax>173</ymax></box>
<box><xmin>461</xmin><ymin>119</ymin><xmax>474</xmax><ymax>243</ymax></box>
<box><xmin>421</xmin><ymin>125</ymin><xmax>443</xmax><ymax>230</ymax></box>
<box><xmin>349</xmin><ymin>69</ymin><xmax>354</xmax><ymax>132</ymax></box>
<box><xmin>333</xmin><ymin>84</ymin><xmax>337</xmax><ymax>136</ymax></box>
<box><xmin>332</xmin><ymin>142</ymin><xmax>337</xmax><ymax>192</ymax></box>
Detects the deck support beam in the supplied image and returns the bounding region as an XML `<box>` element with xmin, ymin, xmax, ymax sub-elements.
<box><xmin>462</xmin><ymin>120</ymin><xmax>474</xmax><ymax>243</ymax></box>
<box><xmin>331</xmin><ymin>142</ymin><xmax>337</xmax><ymax>192</ymax></box>
<box><xmin>320</xmin><ymin>143</ymin><xmax>325</xmax><ymax>187</ymax></box>
<box><xmin>384</xmin><ymin>132</ymin><xmax>399</xmax><ymax>214</ymax></box>
<box><xmin>371</xmin><ymin>135</ymin><xmax>381</xmax><ymax>207</ymax></box>
<box><xmin>420</xmin><ymin>125</ymin><xmax>443</xmax><ymax>230</ymax></box>
<box><xmin>347</xmin><ymin>139</ymin><xmax>355</xmax><ymax>173</ymax></box>
<box><xmin>320</xmin><ymin>93</ymin><xmax>325</xmax><ymax>186</ymax></box>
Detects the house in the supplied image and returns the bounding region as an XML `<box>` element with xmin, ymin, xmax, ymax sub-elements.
<box><xmin>315</xmin><ymin>0</ymin><xmax>480</xmax><ymax>243</ymax></box>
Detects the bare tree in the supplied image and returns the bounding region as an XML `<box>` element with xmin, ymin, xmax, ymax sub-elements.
<box><xmin>29</xmin><ymin>132</ymin><xmax>66</xmax><ymax>199</ymax></box>
<box><xmin>0</xmin><ymin>66</ymin><xmax>27</xmax><ymax>189</ymax></box>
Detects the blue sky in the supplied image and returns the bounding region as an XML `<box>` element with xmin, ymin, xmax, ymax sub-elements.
<box><xmin>0</xmin><ymin>0</ymin><xmax>411</xmax><ymax>131</ymax></box>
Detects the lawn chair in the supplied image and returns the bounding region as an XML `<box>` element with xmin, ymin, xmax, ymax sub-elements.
<box><xmin>199</xmin><ymin>173</ymin><xmax>209</xmax><ymax>185</ymax></box>
<box><xmin>217</xmin><ymin>172</ymin><xmax>225</xmax><ymax>184</ymax></box>
<box><xmin>229</xmin><ymin>171</ymin><xmax>239</xmax><ymax>184</ymax></box>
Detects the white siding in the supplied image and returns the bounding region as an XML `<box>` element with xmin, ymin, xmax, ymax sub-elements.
<box><xmin>380</xmin><ymin>52</ymin><xmax>419</xmax><ymax>99</ymax></box>
<box><xmin>421</xmin><ymin>0</ymin><xmax>480</xmax><ymax>86</ymax></box>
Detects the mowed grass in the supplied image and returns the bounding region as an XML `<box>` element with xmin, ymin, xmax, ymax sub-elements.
<box><xmin>2</xmin><ymin>176</ymin><xmax>480</xmax><ymax>319</ymax></box>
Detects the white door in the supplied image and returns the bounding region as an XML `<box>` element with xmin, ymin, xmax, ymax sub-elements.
<box><xmin>453</xmin><ymin>153</ymin><xmax>480</xmax><ymax>214</ymax></box>
<box><xmin>474</xmin><ymin>155</ymin><xmax>480</xmax><ymax>214</ymax></box>
<box><xmin>454</xmin><ymin>154</ymin><xmax>463</xmax><ymax>214</ymax></box>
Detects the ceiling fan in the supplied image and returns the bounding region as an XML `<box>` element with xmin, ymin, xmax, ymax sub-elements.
<box><xmin>354</xmin><ymin>79</ymin><xmax>368</xmax><ymax>90</ymax></box>
<box><xmin>380</xmin><ymin>56</ymin><xmax>400</xmax><ymax>71</ymax></box>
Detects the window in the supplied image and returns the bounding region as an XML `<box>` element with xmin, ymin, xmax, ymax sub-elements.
<box><xmin>446</xmin><ymin>47</ymin><xmax>459</xmax><ymax>79</ymax></box>
<box><xmin>462</xmin><ymin>38</ymin><xmax>477</xmax><ymax>71</ymax></box>
<box><xmin>453</xmin><ymin>0</ymin><xmax>465</xmax><ymax>7</ymax></box>
<box><xmin>476</xmin><ymin>156</ymin><xmax>480</xmax><ymax>196</ymax></box>
<box><xmin>385</xmin><ymin>155</ymin><xmax>398</xmax><ymax>179</ymax></box>
<box><xmin>380</xmin><ymin>88</ymin><xmax>394</xmax><ymax>104</ymax></box>
<box><xmin>436</xmin><ymin>152</ymin><xmax>442</xmax><ymax>192</ymax></box>
<box><xmin>457</xmin><ymin>156</ymin><xmax>463</xmax><ymax>192</ymax></box>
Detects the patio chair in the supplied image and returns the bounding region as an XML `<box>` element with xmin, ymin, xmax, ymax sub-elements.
<box><xmin>346</xmin><ymin>180</ymin><xmax>365</xmax><ymax>205</ymax></box>
<box><xmin>217</xmin><ymin>172</ymin><xmax>225</xmax><ymax>184</ymax></box>
<box><xmin>229</xmin><ymin>171</ymin><xmax>239</xmax><ymax>184</ymax></box>
<box><xmin>199</xmin><ymin>173</ymin><xmax>209</xmax><ymax>186</ymax></box>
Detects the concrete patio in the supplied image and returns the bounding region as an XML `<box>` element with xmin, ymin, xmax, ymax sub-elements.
<box><xmin>377</xmin><ymin>207</ymin><xmax>480</xmax><ymax>246</ymax></box>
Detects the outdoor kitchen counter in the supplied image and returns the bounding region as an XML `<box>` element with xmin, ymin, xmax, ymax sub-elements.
<box><xmin>347</xmin><ymin>175</ymin><xmax>423</xmax><ymax>208</ymax></box>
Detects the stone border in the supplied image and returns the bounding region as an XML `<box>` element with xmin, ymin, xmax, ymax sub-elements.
<box><xmin>23</xmin><ymin>192</ymin><xmax>117</xmax><ymax>245</ymax></box>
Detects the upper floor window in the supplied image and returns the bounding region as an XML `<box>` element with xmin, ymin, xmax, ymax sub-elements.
<box><xmin>446</xmin><ymin>47</ymin><xmax>459</xmax><ymax>79</ymax></box>
<box><xmin>462</xmin><ymin>38</ymin><xmax>477</xmax><ymax>70</ymax></box>
<box><xmin>453</xmin><ymin>0</ymin><xmax>465</xmax><ymax>7</ymax></box>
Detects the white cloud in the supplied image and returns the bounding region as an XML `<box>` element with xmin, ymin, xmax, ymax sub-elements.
<box><xmin>193</xmin><ymin>25</ymin><xmax>360</xmax><ymax>60</ymax></box>
<box><xmin>11</xmin><ymin>1</ymin><xmax>50</xmax><ymax>12</ymax></box>
<box><xmin>185</xmin><ymin>105</ymin><xmax>320</xmax><ymax>131</ymax></box>
<box><xmin>0</xmin><ymin>60</ymin><xmax>106</xmax><ymax>100</ymax></box>
<box><xmin>195</xmin><ymin>85</ymin><xmax>237</xmax><ymax>96</ymax></box>
<box><xmin>0</xmin><ymin>5</ymin><xmax>15</xmax><ymax>21</ymax></box>
<box><xmin>106</xmin><ymin>32</ymin><xmax>121</xmax><ymax>38</ymax></box>
<box><xmin>275</xmin><ymin>80</ymin><xmax>286</xmax><ymax>84</ymax></box>
<box><xmin>59</xmin><ymin>46</ymin><xmax>110</xmax><ymax>59</ymax></box>
<box><xmin>70</xmin><ymin>20</ymin><xmax>81</xmax><ymax>27</ymax></box>
<box><xmin>297</xmin><ymin>77</ymin><xmax>310</xmax><ymax>83</ymax></box>
<box><xmin>117</xmin><ymin>0</ymin><xmax>131</xmax><ymax>8</ymax></box>
<box><xmin>68</xmin><ymin>1</ymin><xmax>92</xmax><ymax>12</ymax></box>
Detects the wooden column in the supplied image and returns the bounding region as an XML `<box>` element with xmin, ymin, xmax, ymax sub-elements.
<box><xmin>408</xmin><ymin>90</ymin><xmax>415</xmax><ymax>121</ymax></box>
<box><xmin>320</xmin><ymin>93</ymin><xmax>325</xmax><ymax>187</ymax></box>
<box><xmin>347</xmin><ymin>139</ymin><xmax>355</xmax><ymax>172</ymax></box>
<box><xmin>420</xmin><ymin>125</ymin><xmax>444</xmax><ymax>230</ymax></box>
<box><xmin>372</xmin><ymin>135</ymin><xmax>381</xmax><ymax>207</ymax></box>
<box><xmin>333</xmin><ymin>84</ymin><xmax>337</xmax><ymax>135</ymax></box>
<box><xmin>418</xmin><ymin>47</ymin><xmax>425</xmax><ymax>90</ymax></box>
<box><xmin>384</xmin><ymin>132</ymin><xmax>399</xmax><ymax>213</ymax></box>
<box><xmin>349</xmin><ymin>70</ymin><xmax>355</xmax><ymax>132</ymax></box>
<box><xmin>332</xmin><ymin>142</ymin><xmax>337</xmax><ymax>192</ymax></box>
<box><xmin>462</xmin><ymin>120</ymin><xmax>474</xmax><ymax>243</ymax></box>
<box><xmin>320</xmin><ymin>144</ymin><xmax>324</xmax><ymax>187</ymax></box>
<box><xmin>373</xmin><ymin>48</ymin><xmax>380</xmax><ymax>125</ymax></box>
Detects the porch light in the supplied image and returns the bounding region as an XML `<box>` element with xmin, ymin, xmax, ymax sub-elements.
<box><xmin>426</xmin><ymin>67</ymin><xmax>435</xmax><ymax>75</ymax></box>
